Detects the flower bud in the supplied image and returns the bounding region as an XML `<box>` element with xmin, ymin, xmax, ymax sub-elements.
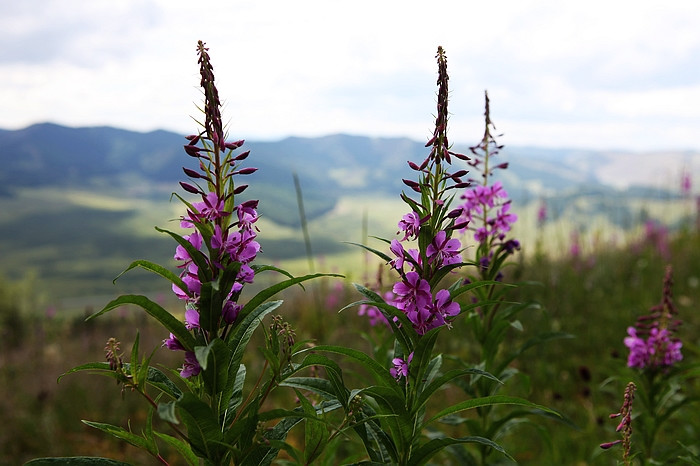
<box><xmin>184</xmin><ymin>144</ymin><xmax>201</xmax><ymax>157</ymax></box>
<box><xmin>225</xmin><ymin>139</ymin><xmax>245</xmax><ymax>150</ymax></box>
<box><xmin>233</xmin><ymin>184</ymin><xmax>248</xmax><ymax>194</ymax></box>
<box><xmin>180</xmin><ymin>182</ymin><xmax>201</xmax><ymax>194</ymax></box>
<box><xmin>232</xmin><ymin>150</ymin><xmax>251</xmax><ymax>161</ymax></box>
<box><xmin>235</xmin><ymin>167</ymin><xmax>258</xmax><ymax>175</ymax></box>
<box><xmin>183</xmin><ymin>167</ymin><xmax>202</xmax><ymax>179</ymax></box>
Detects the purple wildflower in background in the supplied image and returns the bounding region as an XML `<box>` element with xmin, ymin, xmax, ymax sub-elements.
<box><xmin>681</xmin><ymin>169</ymin><xmax>692</xmax><ymax>197</ymax></box>
<box><xmin>624</xmin><ymin>266</ymin><xmax>682</xmax><ymax>370</ymax></box>
<box><xmin>537</xmin><ymin>200</ymin><xmax>547</xmax><ymax>226</ymax></box>
<box><xmin>454</xmin><ymin>92</ymin><xmax>519</xmax><ymax>281</ymax></box>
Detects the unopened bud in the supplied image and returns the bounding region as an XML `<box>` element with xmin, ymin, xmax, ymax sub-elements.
<box><xmin>599</xmin><ymin>440</ymin><xmax>621</xmax><ymax>450</ymax></box>
<box><xmin>180</xmin><ymin>182</ymin><xmax>201</xmax><ymax>194</ymax></box>
<box><xmin>184</xmin><ymin>145</ymin><xmax>201</xmax><ymax>157</ymax></box>
<box><xmin>183</xmin><ymin>167</ymin><xmax>202</xmax><ymax>179</ymax></box>
<box><xmin>232</xmin><ymin>150</ymin><xmax>251</xmax><ymax>161</ymax></box>
<box><xmin>235</xmin><ymin>167</ymin><xmax>258</xmax><ymax>175</ymax></box>
<box><xmin>225</xmin><ymin>139</ymin><xmax>245</xmax><ymax>150</ymax></box>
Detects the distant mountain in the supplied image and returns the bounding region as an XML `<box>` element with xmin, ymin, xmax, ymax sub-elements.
<box><xmin>3</xmin><ymin>123</ymin><xmax>697</xmax><ymax>222</ymax></box>
<box><xmin>2</xmin><ymin>123</ymin><xmax>699</xmax><ymax>301</ymax></box>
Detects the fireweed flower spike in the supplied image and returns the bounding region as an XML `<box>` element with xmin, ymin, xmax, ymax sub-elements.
<box><xmin>457</xmin><ymin>92</ymin><xmax>519</xmax><ymax>281</ymax></box>
<box><xmin>600</xmin><ymin>381</ymin><xmax>636</xmax><ymax>465</ymax></box>
<box><xmin>624</xmin><ymin>265</ymin><xmax>682</xmax><ymax>370</ymax></box>
<box><xmin>380</xmin><ymin>46</ymin><xmax>469</xmax><ymax>335</ymax></box>
<box><xmin>162</xmin><ymin>41</ymin><xmax>263</xmax><ymax>375</ymax></box>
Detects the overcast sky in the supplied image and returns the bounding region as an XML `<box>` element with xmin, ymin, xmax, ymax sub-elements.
<box><xmin>2</xmin><ymin>0</ymin><xmax>699</xmax><ymax>151</ymax></box>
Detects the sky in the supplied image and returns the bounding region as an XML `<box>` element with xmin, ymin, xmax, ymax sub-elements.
<box><xmin>2</xmin><ymin>0</ymin><xmax>700</xmax><ymax>151</ymax></box>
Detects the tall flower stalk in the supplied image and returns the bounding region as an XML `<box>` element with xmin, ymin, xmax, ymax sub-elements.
<box><xmin>612</xmin><ymin>265</ymin><xmax>698</xmax><ymax>463</ymax></box>
<box><xmin>54</xmin><ymin>41</ymin><xmax>337</xmax><ymax>466</ymax></box>
<box><xmin>338</xmin><ymin>46</ymin><xmax>556</xmax><ymax>465</ymax></box>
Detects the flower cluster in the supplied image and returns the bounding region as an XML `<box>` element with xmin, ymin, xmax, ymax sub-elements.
<box><xmin>379</xmin><ymin>47</ymin><xmax>467</xmax><ymax>335</ymax></box>
<box><xmin>163</xmin><ymin>41</ymin><xmax>261</xmax><ymax>377</ymax></box>
<box><xmin>456</xmin><ymin>93</ymin><xmax>519</xmax><ymax>280</ymax></box>
<box><xmin>624</xmin><ymin>266</ymin><xmax>682</xmax><ymax>370</ymax></box>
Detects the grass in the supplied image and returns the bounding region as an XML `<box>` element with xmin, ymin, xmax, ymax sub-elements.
<box><xmin>3</xmin><ymin>218</ymin><xmax>700</xmax><ymax>464</ymax></box>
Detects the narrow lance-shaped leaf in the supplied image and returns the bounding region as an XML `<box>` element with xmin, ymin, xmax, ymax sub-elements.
<box><xmin>87</xmin><ymin>295</ymin><xmax>195</xmax><ymax>350</ymax></box>
<box><xmin>407</xmin><ymin>435</ymin><xmax>514</xmax><ymax>466</ymax></box>
<box><xmin>113</xmin><ymin>259</ymin><xmax>188</xmax><ymax>295</ymax></box>
<box><xmin>426</xmin><ymin>395</ymin><xmax>561</xmax><ymax>425</ymax></box>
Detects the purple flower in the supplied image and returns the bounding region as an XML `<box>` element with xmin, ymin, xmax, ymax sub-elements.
<box><xmin>222</xmin><ymin>301</ymin><xmax>242</xmax><ymax>324</ymax></box>
<box><xmin>185</xmin><ymin>308</ymin><xmax>200</xmax><ymax>330</ymax></box>
<box><xmin>224</xmin><ymin>229</ymin><xmax>260</xmax><ymax>264</ymax></box>
<box><xmin>537</xmin><ymin>201</ymin><xmax>547</xmax><ymax>225</ymax></box>
<box><xmin>398</xmin><ymin>211</ymin><xmax>421</xmax><ymax>241</ymax></box>
<box><xmin>426</xmin><ymin>230</ymin><xmax>462</xmax><ymax>267</ymax></box>
<box><xmin>432</xmin><ymin>289</ymin><xmax>460</xmax><ymax>322</ymax></box>
<box><xmin>393</xmin><ymin>272</ymin><xmax>432</xmax><ymax>315</ymax></box>
<box><xmin>198</xmin><ymin>192</ymin><xmax>226</xmax><ymax>220</ymax></box>
<box><xmin>163</xmin><ymin>333</ymin><xmax>185</xmax><ymax>351</ymax></box>
<box><xmin>390</xmin><ymin>352</ymin><xmax>413</xmax><ymax>380</ymax></box>
<box><xmin>493</xmin><ymin>202</ymin><xmax>517</xmax><ymax>238</ymax></box>
<box><xmin>358</xmin><ymin>291</ymin><xmax>394</xmax><ymax>327</ymax></box>
<box><xmin>237</xmin><ymin>200</ymin><xmax>259</xmax><ymax>230</ymax></box>
<box><xmin>182</xmin><ymin>264</ymin><xmax>202</xmax><ymax>295</ymax></box>
<box><xmin>390</xmin><ymin>240</ymin><xmax>420</xmax><ymax>272</ymax></box>
<box><xmin>174</xmin><ymin>231</ymin><xmax>203</xmax><ymax>263</ymax></box>
<box><xmin>180</xmin><ymin>351</ymin><xmax>202</xmax><ymax>378</ymax></box>
<box><xmin>624</xmin><ymin>326</ymin><xmax>682</xmax><ymax>369</ymax></box>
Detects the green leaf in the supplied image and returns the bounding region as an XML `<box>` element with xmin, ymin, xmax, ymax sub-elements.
<box><xmin>155</xmin><ymin>226</ymin><xmax>212</xmax><ymax>283</ymax></box>
<box><xmin>292</xmin><ymin>354</ymin><xmax>349</xmax><ymax>408</ymax></box>
<box><xmin>236</xmin><ymin>273</ymin><xmax>341</xmax><ymax>326</ymax></box>
<box><xmin>225</xmin><ymin>364</ymin><xmax>247</xmax><ymax>420</ymax></box>
<box><xmin>195</xmin><ymin>338</ymin><xmax>231</xmax><ymax>399</ymax></box>
<box><xmin>449</xmin><ymin>280</ymin><xmax>504</xmax><ymax>300</ymax></box>
<box><xmin>407</xmin><ymin>436</ymin><xmax>513</xmax><ymax>466</ymax></box>
<box><xmin>113</xmin><ymin>259</ymin><xmax>188</xmax><ymax>294</ymax></box>
<box><xmin>157</xmin><ymin>401</ymin><xmax>179</xmax><ymax>424</ymax></box>
<box><xmin>87</xmin><ymin>295</ymin><xmax>195</xmax><ymax>350</ymax></box>
<box><xmin>153</xmin><ymin>432</ymin><xmax>200</xmax><ymax>466</ymax></box>
<box><xmin>24</xmin><ymin>458</ymin><xmax>132</xmax><ymax>465</ymax></box>
<box><xmin>82</xmin><ymin>420</ymin><xmax>153</xmax><ymax>453</ymax></box>
<box><xmin>309</xmin><ymin>345</ymin><xmax>402</xmax><ymax>395</ymax></box>
<box><xmin>280</xmin><ymin>377</ymin><xmax>337</xmax><ymax>401</ymax></box>
<box><xmin>59</xmin><ymin>363</ymin><xmax>182</xmax><ymax>400</ymax></box>
<box><xmin>227</xmin><ymin>300</ymin><xmax>282</xmax><ymax>363</ymax></box>
<box><xmin>58</xmin><ymin>362</ymin><xmax>125</xmax><ymax>384</ymax></box>
<box><xmin>351</xmin><ymin>283</ymin><xmax>418</xmax><ymax>351</ymax></box>
<box><xmin>411</xmin><ymin>327</ymin><xmax>440</xmax><ymax>390</ymax></box>
<box><xmin>177</xmin><ymin>393</ymin><xmax>224</xmax><ymax>460</ymax></box>
<box><xmin>298</xmin><ymin>391</ymin><xmax>329</xmax><ymax>465</ymax></box>
<box><xmin>145</xmin><ymin>366</ymin><xmax>182</xmax><ymax>400</ymax></box>
<box><xmin>413</xmin><ymin>368</ymin><xmax>501</xmax><ymax>417</ymax></box>
<box><xmin>426</xmin><ymin>395</ymin><xmax>560</xmax><ymax>425</ymax></box>
<box><xmin>251</xmin><ymin>264</ymin><xmax>296</xmax><ymax>280</ymax></box>
<box><xmin>344</xmin><ymin>241</ymin><xmax>394</xmax><ymax>263</ymax></box>
<box><xmin>356</xmin><ymin>385</ymin><xmax>410</xmax><ymax>454</ymax></box>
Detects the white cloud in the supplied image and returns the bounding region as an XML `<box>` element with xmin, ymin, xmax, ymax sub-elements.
<box><xmin>1</xmin><ymin>0</ymin><xmax>700</xmax><ymax>150</ymax></box>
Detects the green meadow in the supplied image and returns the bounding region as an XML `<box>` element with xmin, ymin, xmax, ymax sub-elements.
<box><xmin>2</xmin><ymin>183</ymin><xmax>700</xmax><ymax>464</ymax></box>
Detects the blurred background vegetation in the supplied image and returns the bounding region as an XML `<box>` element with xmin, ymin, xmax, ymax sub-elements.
<box><xmin>2</xmin><ymin>216</ymin><xmax>699</xmax><ymax>465</ymax></box>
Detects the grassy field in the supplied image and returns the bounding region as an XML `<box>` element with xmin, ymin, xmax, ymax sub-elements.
<box><xmin>2</xmin><ymin>213</ymin><xmax>699</xmax><ymax>464</ymax></box>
